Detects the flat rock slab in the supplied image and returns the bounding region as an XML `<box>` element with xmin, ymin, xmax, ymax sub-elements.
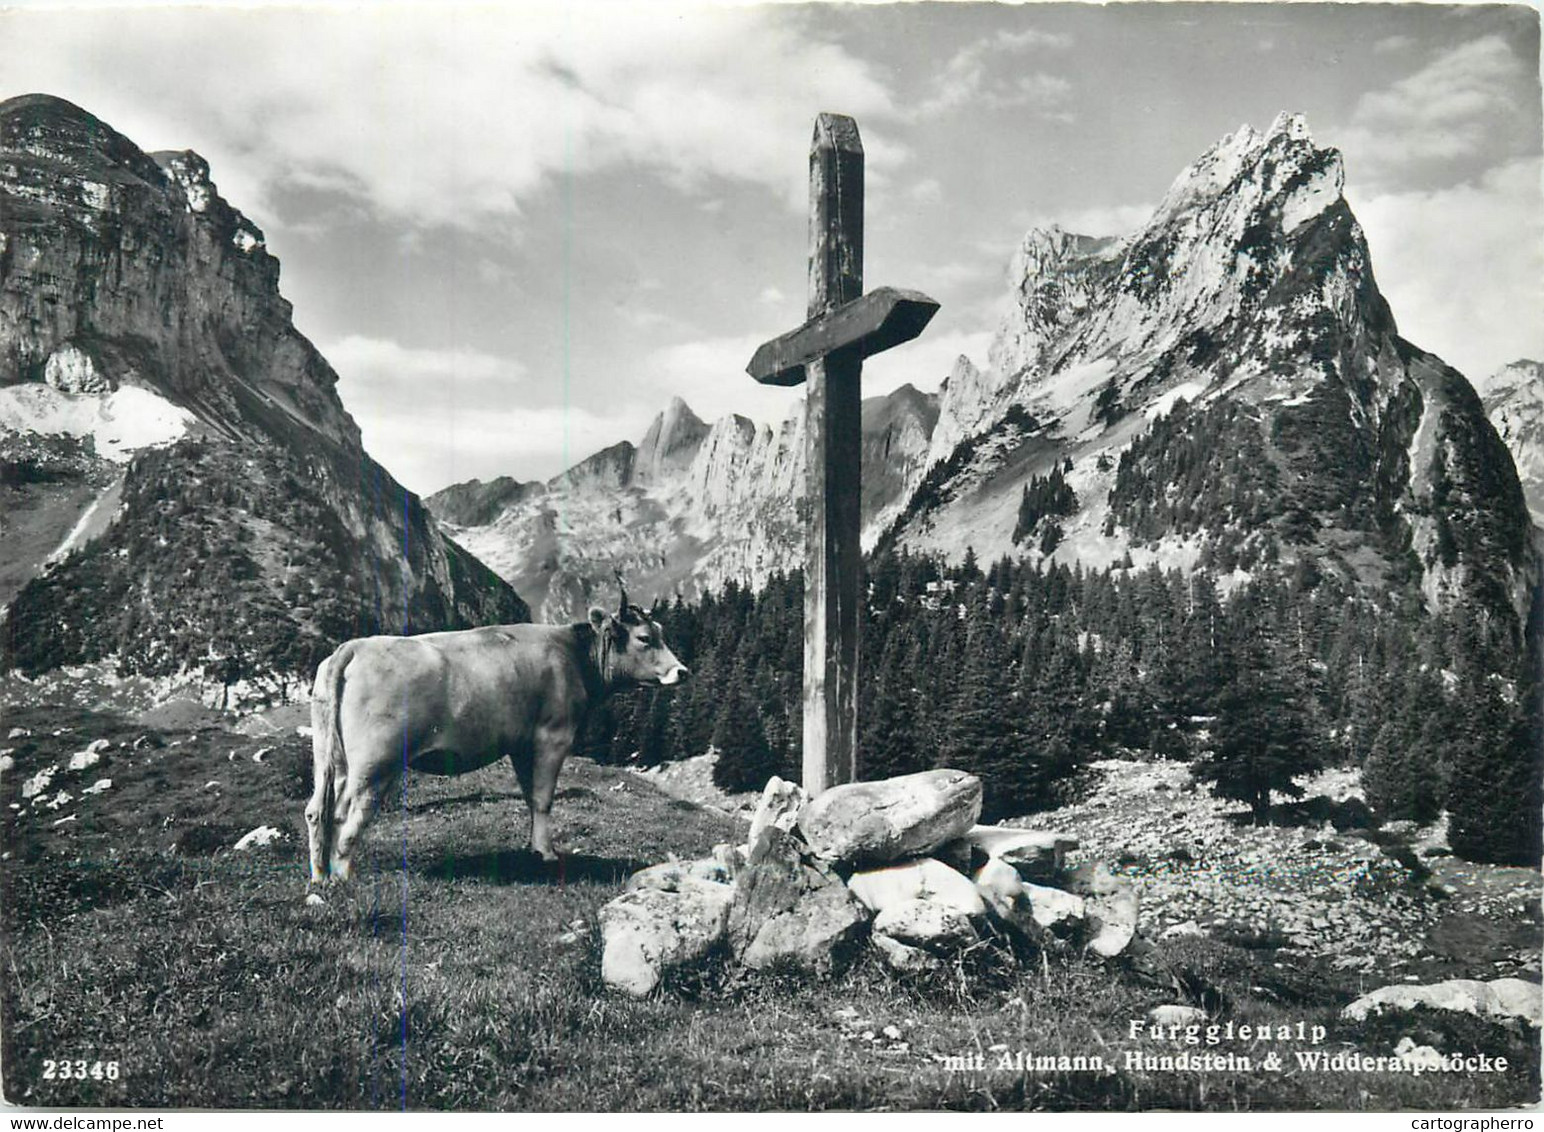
<box><xmin>798</xmin><ymin>768</ymin><xmax>982</xmax><ymax>866</ymax></box>
<box><xmin>848</xmin><ymin>857</ymin><xmax>985</xmax><ymax>918</ymax></box>
<box><xmin>600</xmin><ymin>882</ymin><xmax>735</xmax><ymax>997</ymax></box>
<box><xmin>1021</xmin><ymin>881</ymin><xmax>1088</xmax><ymax>936</ymax></box>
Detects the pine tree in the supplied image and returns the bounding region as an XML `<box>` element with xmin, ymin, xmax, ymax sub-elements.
<box><xmin>860</xmin><ymin>633</ymin><xmax>926</xmax><ymax>779</ymax></box>
<box><xmin>939</xmin><ymin>599</ymin><xmax>1028</xmax><ymax>820</ymax></box>
<box><xmin>1446</xmin><ymin>677</ymin><xmax>1542</xmax><ymax>864</ymax></box>
<box><xmin>710</xmin><ymin>661</ymin><xmax>778</xmax><ymax>791</ymax></box>
<box><xmin>1194</xmin><ymin>607</ymin><xmax>1326</xmax><ymax>822</ymax></box>
<box><xmin>1361</xmin><ymin>721</ymin><xmax>1440</xmax><ymax>823</ymax></box>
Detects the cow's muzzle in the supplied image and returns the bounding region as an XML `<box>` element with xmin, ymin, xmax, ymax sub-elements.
<box><xmin>659</xmin><ymin>664</ymin><xmax>690</xmax><ymax>686</ymax></box>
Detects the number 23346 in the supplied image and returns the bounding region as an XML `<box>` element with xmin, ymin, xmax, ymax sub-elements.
<box><xmin>43</xmin><ymin>1060</ymin><xmax>120</xmax><ymax>1081</ymax></box>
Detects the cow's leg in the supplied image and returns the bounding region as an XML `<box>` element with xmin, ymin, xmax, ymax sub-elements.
<box><xmin>527</xmin><ymin>725</ymin><xmax>572</xmax><ymax>863</ymax></box>
<box><xmin>304</xmin><ymin>779</ymin><xmax>329</xmax><ymax>884</ymax></box>
<box><xmin>331</xmin><ymin>778</ymin><xmax>388</xmax><ymax>881</ymax></box>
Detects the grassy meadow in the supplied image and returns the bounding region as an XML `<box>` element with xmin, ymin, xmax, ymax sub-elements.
<box><xmin>1</xmin><ymin>696</ymin><xmax>1538</xmax><ymax>1111</ymax></box>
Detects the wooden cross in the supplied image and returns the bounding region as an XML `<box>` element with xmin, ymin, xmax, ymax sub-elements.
<box><xmin>746</xmin><ymin>113</ymin><xmax>939</xmax><ymax>795</ymax></box>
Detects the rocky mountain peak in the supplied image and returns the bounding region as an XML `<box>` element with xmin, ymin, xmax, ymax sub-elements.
<box><xmin>900</xmin><ymin>113</ymin><xmax>1532</xmax><ymax>635</ymax></box>
<box><xmin>636</xmin><ymin>395</ymin><xmax>710</xmax><ymax>485</ymax></box>
<box><xmin>0</xmin><ymin>93</ymin><xmax>165</xmax><ymax>188</ymax></box>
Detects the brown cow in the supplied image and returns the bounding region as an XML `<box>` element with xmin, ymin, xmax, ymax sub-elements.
<box><xmin>304</xmin><ymin>590</ymin><xmax>688</xmax><ymax>882</ymax></box>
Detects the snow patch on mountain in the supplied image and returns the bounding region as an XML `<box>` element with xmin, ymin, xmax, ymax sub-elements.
<box><xmin>0</xmin><ymin>383</ymin><xmax>195</xmax><ymax>461</ymax></box>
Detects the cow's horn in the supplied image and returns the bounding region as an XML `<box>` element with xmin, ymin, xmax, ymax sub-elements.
<box><xmin>614</xmin><ymin>568</ymin><xmax>629</xmax><ymax>612</ymax></box>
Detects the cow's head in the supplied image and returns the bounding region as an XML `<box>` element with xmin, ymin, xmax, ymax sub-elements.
<box><xmin>590</xmin><ymin>580</ymin><xmax>689</xmax><ymax>688</ymax></box>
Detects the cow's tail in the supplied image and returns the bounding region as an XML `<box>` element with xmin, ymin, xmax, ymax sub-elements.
<box><xmin>306</xmin><ymin>642</ymin><xmax>356</xmax><ymax>881</ymax></box>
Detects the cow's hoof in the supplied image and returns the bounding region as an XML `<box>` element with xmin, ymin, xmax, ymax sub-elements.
<box><xmin>533</xmin><ymin>849</ymin><xmax>560</xmax><ymax>866</ymax></box>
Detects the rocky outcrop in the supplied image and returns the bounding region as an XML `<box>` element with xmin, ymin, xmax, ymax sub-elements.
<box><xmin>424</xmin><ymin>476</ymin><xmax>544</xmax><ymax>528</ymax></box>
<box><xmin>1</xmin><ymin>95</ymin><xmax>355</xmax><ymax>447</ymax></box>
<box><xmin>598</xmin><ymin>768</ymin><xmax>1141</xmax><ymax>995</ymax></box>
<box><xmin>635</xmin><ymin>396</ymin><xmax>710</xmax><ymax>486</ymax></box>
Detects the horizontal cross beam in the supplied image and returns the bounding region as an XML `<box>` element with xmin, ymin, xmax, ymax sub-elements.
<box><xmin>746</xmin><ymin>286</ymin><xmax>940</xmax><ymax>387</ymax></box>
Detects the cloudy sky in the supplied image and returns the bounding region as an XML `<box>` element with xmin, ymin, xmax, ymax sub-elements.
<box><xmin>3</xmin><ymin>1</ymin><xmax>1541</xmax><ymax>493</ymax></box>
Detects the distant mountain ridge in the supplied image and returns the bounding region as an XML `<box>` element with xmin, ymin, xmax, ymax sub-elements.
<box><xmin>0</xmin><ymin>94</ymin><xmax>526</xmax><ymax>696</ymax></box>
<box><xmin>426</xmin><ymin>383</ymin><xmax>941</xmax><ymax>621</ymax></box>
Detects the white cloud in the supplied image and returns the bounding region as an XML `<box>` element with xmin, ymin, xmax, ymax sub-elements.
<box><xmin>326</xmin><ymin>336</ymin><xmax>526</xmax><ymax>407</ymax></box>
<box><xmin>323</xmin><ymin>335</ymin><xmax>641</xmax><ymax>491</ymax></box>
<box><xmin>1349</xmin><ymin>158</ymin><xmax>1544</xmax><ymax>382</ymax></box>
<box><xmin>3</xmin><ymin>4</ymin><xmax>904</xmax><ymax>230</ymax></box>
<box><xmin>917</xmin><ymin>26</ymin><xmax>1073</xmax><ymax>120</ymax></box>
<box><xmin>1338</xmin><ymin>35</ymin><xmax>1532</xmax><ymax>188</ymax></box>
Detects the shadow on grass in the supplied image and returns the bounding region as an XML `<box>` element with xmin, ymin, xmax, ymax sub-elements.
<box><xmin>1221</xmin><ymin>794</ymin><xmax>1375</xmax><ymax>831</ymax></box>
<box><xmin>422</xmin><ymin>848</ymin><xmax>649</xmax><ymax>887</ymax></box>
<box><xmin>403</xmin><ymin>789</ymin><xmax>526</xmax><ymax>814</ymax></box>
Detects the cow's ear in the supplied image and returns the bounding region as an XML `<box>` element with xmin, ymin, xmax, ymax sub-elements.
<box><xmin>588</xmin><ymin>608</ymin><xmax>607</xmax><ymax>633</ymax></box>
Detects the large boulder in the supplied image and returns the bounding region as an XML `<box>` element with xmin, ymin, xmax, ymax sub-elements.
<box><xmin>600</xmin><ymin>881</ymin><xmax>735</xmax><ymax>996</ymax></box>
<box><xmin>847</xmin><ymin>858</ymin><xmax>986</xmax><ymax>918</ymax></box>
<box><xmin>951</xmin><ymin>826</ymin><xmax>1079</xmax><ymax>881</ymax></box>
<box><xmin>748</xmin><ymin>776</ymin><xmax>807</xmax><ymax>848</ymax></box>
<box><xmin>797</xmin><ymin>769</ymin><xmax>982</xmax><ymax>866</ymax></box>
<box><xmin>728</xmin><ymin>827</ymin><xmax>868</xmax><ymax>974</ymax></box>
<box><xmin>872</xmin><ymin>898</ymin><xmax>979</xmax><ymax>955</ymax></box>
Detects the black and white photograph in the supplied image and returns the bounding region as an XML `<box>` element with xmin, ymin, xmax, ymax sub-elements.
<box><xmin>1</xmin><ymin>0</ymin><xmax>1541</xmax><ymax>1115</ymax></box>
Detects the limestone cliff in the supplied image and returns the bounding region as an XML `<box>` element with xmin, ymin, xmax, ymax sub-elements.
<box><xmin>0</xmin><ymin>94</ymin><xmax>527</xmax><ymax>690</ymax></box>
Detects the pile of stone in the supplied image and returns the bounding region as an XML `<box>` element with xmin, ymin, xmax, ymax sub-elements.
<box><xmin>598</xmin><ymin>768</ymin><xmax>1139</xmax><ymax>996</ymax></box>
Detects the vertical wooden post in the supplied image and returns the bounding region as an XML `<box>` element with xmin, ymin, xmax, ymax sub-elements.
<box><xmin>749</xmin><ymin>113</ymin><xmax>936</xmax><ymax>796</ymax></box>
<box><xmin>803</xmin><ymin>113</ymin><xmax>864</xmax><ymax>795</ymax></box>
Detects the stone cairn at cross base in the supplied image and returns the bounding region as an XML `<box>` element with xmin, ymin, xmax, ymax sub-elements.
<box><xmin>597</xmin><ymin>768</ymin><xmax>1142</xmax><ymax>996</ymax></box>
